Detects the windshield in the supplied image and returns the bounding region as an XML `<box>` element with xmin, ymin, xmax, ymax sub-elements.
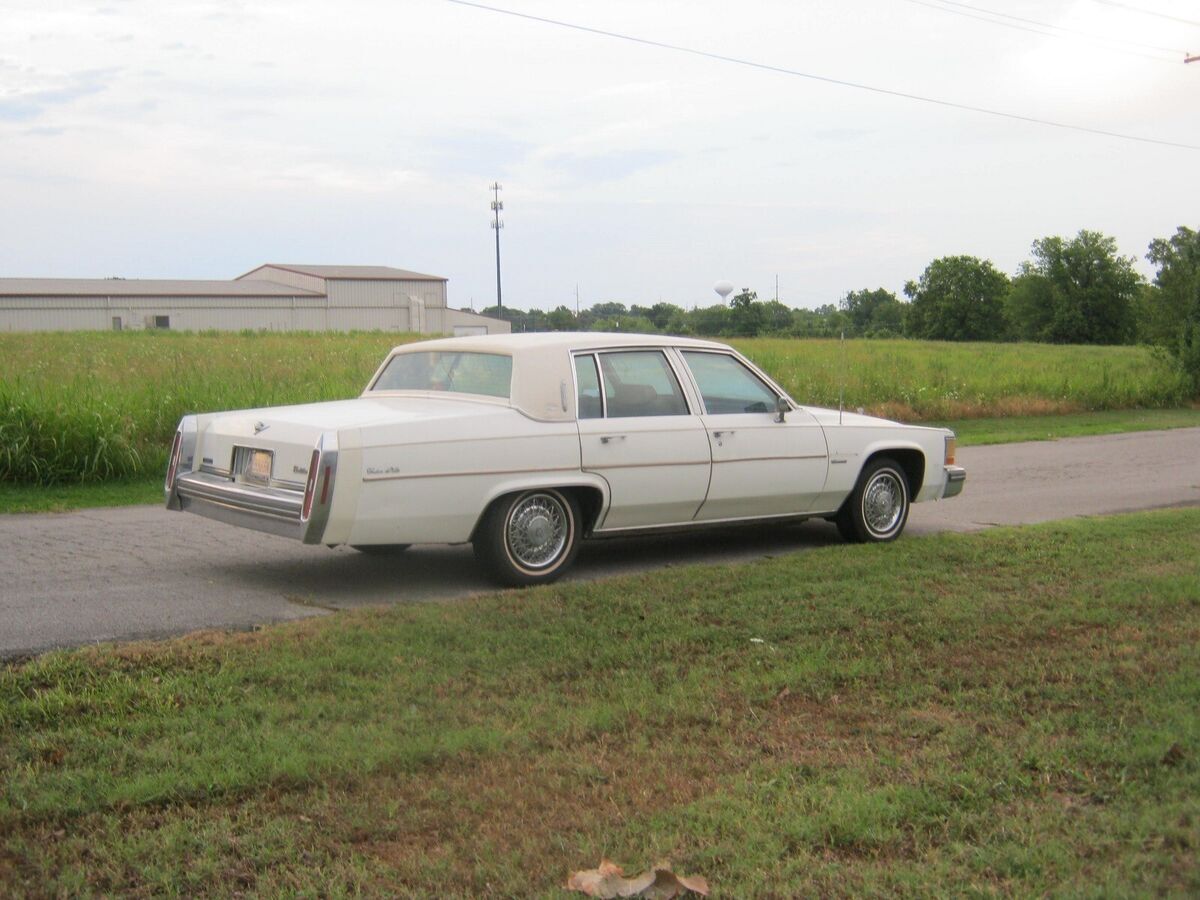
<box><xmin>371</xmin><ymin>351</ymin><xmax>512</xmax><ymax>399</ymax></box>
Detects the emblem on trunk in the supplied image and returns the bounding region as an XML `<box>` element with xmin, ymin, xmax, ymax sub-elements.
<box><xmin>253</xmin><ymin>421</ymin><xmax>269</xmax><ymax>434</ymax></box>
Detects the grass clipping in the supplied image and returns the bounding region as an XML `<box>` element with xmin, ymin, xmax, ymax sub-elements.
<box><xmin>567</xmin><ymin>859</ymin><xmax>709</xmax><ymax>898</ymax></box>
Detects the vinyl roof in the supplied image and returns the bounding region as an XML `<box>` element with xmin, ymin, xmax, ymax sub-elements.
<box><xmin>0</xmin><ymin>278</ymin><xmax>325</xmax><ymax>297</ymax></box>
<box><xmin>390</xmin><ymin>331</ymin><xmax>730</xmax><ymax>355</ymax></box>
<box><xmin>243</xmin><ymin>264</ymin><xmax>447</xmax><ymax>281</ymax></box>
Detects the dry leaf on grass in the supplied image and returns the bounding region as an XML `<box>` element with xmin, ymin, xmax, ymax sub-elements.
<box><xmin>566</xmin><ymin>859</ymin><xmax>709</xmax><ymax>898</ymax></box>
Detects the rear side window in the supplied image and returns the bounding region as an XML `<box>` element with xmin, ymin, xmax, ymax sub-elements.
<box><xmin>574</xmin><ymin>354</ymin><xmax>603</xmax><ymax>419</ymax></box>
<box><xmin>681</xmin><ymin>351</ymin><xmax>777</xmax><ymax>414</ymax></box>
<box><xmin>372</xmin><ymin>351</ymin><xmax>512</xmax><ymax>398</ymax></box>
<box><xmin>598</xmin><ymin>351</ymin><xmax>689</xmax><ymax>418</ymax></box>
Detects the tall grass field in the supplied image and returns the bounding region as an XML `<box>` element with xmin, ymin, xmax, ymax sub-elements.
<box><xmin>1</xmin><ymin>331</ymin><xmax>1193</xmax><ymax>485</ymax></box>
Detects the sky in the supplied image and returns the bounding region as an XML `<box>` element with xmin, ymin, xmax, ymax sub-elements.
<box><xmin>1</xmin><ymin>0</ymin><xmax>1198</xmax><ymax>312</ymax></box>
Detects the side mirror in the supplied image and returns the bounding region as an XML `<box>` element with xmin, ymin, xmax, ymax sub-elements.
<box><xmin>775</xmin><ymin>395</ymin><xmax>789</xmax><ymax>423</ymax></box>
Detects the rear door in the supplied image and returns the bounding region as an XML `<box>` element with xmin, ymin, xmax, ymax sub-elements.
<box><xmin>575</xmin><ymin>350</ymin><xmax>712</xmax><ymax>530</ymax></box>
<box><xmin>679</xmin><ymin>349</ymin><xmax>829</xmax><ymax>520</ymax></box>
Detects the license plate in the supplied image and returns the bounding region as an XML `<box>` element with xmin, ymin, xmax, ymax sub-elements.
<box><xmin>243</xmin><ymin>449</ymin><xmax>273</xmax><ymax>485</ymax></box>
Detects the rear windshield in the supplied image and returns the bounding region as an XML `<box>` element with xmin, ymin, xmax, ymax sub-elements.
<box><xmin>371</xmin><ymin>351</ymin><xmax>512</xmax><ymax>399</ymax></box>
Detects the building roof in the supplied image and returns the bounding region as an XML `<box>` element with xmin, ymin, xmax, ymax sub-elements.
<box><xmin>0</xmin><ymin>278</ymin><xmax>325</xmax><ymax>297</ymax></box>
<box><xmin>243</xmin><ymin>264</ymin><xmax>447</xmax><ymax>282</ymax></box>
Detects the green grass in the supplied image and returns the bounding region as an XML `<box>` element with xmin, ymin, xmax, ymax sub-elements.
<box><xmin>1</xmin><ymin>331</ymin><xmax>1193</xmax><ymax>487</ymax></box>
<box><xmin>0</xmin><ymin>478</ymin><xmax>163</xmax><ymax>513</ymax></box>
<box><xmin>936</xmin><ymin>406</ymin><xmax>1200</xmax><ymax>446</ymax></box>
<box><xmin>735</xmin><ymin>337</ymin><xmax>1193</xmax><ymax>421</ymax></box>
<box><xmin>1</xmin><ymin>509</ymin><xmax>1197</xmax><ymax>896</ymax></box>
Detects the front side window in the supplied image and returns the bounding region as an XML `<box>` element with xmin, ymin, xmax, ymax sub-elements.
<box><xmin>598</xmin><ymin>350</ymin><xmax>689</xmax><ymax>418</ymax></box>
<box><xmin>371</xmin><ymin>351</ymin><xmax>512</xmax><ymax>399</ymax></box>
<box><xmin>682</xmin><ymin>351</ymin><xmax>777</xmax><ymax>414</ymax></box>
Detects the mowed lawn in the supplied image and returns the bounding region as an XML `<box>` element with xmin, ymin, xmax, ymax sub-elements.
<box><xmin>2</xmin><ymin>509</ymin><xmax>1197</xmax><ymax>896</ymax></box>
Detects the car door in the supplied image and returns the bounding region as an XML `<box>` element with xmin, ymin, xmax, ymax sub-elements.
<box><xmin>575</xmin><ymin>350</ymin><xmax>712</xmax><ymax>530</ymax></box>
<box><xmin>678</xmin><ymin>349</ymin><xmax>829</xmax><ymax>521</ymax></box>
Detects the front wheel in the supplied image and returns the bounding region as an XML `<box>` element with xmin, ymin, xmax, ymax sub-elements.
<box><xmin>474</xmin><ymin>489</ymin><xmax>581</xmax><ymax>587</ymax></box>
<box><xmin>835</xmin><ymin>458</ymin><xmax>910</xmax><ymax>543</ymax></box>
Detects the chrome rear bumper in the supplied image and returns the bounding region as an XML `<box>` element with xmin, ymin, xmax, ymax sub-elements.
<box><xmin>172</xmin><ymin>472</ymin><xmax>311</xmax><ymax>540</ymax></box>
<box><xmin>166</xmin><ymin>431</ymin><xmax>338</xmax><ymax>544</ymax></box>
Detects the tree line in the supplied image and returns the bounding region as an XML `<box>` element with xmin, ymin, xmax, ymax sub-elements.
<box><xmin>481</xmin><ymin>226</ymin><xmax>1200</xmax><ymax>389</ymax></box>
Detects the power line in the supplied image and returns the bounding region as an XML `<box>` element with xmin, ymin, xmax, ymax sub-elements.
<box><xmin>901</xmin><ymin>0</ymin><xmax>1184</xmax><ymax>58</ymax></box>
<box><xmin>444</xmin><ymin>0</ymin><xmax>1200</xmax><ymax>152</ymax></box>
<box><xmin>1091</xmin><ymin>0</ymin><xmax>1200</xmax><ymax>29</ymax></box>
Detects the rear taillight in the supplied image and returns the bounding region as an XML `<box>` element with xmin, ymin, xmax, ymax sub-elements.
<box><xmin>301</xmin><ymin>448</ymin><xmax>321</xmax><ymax>521</ymax></box>
<box><xmin>165</xmin><ymin>430</ymin><xmax>183</xmax><ymax>489</ymax></box>
<box><xmin>944</xmin><ymin>434</ymin><xmax>957</xmax><ymax>466</ymax></box>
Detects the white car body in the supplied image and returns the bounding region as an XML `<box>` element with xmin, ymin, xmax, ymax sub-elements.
<box><xmin>165</xmin><ymin>333</ymin><xmax>965</xmax><ymax>584</ymax></box>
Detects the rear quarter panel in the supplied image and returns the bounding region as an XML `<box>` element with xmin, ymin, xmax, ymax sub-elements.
<box><xmin>346</xmin><ymin>410</ymin><xmax>586</xmax><ymax>545</ymax></box>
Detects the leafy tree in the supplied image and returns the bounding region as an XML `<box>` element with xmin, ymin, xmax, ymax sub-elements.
<box><xmin>1145</xmin><ymin>226</ymin><xmax>1200</xmax><ymax>390</ymax></box>
<box><xmin>760</xmin><ymin>300</ymin><xmax>794</xmax><ymax>335</ymax></box>
<box><xmin>590</xmin><ymin>301</ymin><xmax>628</xmax><ymax>319</ymax></box>
<box><xmin>546</xmin><ymin>305</ymin><xmax>577</xmax><ymax>331</ymax></box>
<box><xmin>790</xmin><ymin>304</ymin><xmax>847</xmax><ymax>338</ymax></box>
<box><xmin>728</xmin><ymin>288</ymin><xmax>764</xmax><ymax>337</ymax></box>
<box><xmin>841</xmin><ymin>288</ymin><xmax>905</xmax><ymax>337</ymax></box>
<box><xmin>690</xmin><ymin>304</ymin><xmax>733</xmax><ymax>336</ymax></box>
<box><xmin>1009</xmin><ymin>230</ymin><xmax>1139</xmax><ymax>344</ymax></box>
<box><xmin>904</xmin><ymin>256</ymin><xmax>1008</xmax><ymax>341</ymax></box>
<box><xmin>647</xmin><ymin>302</ymin><xmax>684</xmax><ymax>331</ymax></box>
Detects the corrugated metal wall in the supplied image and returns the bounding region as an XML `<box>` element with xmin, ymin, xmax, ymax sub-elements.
<box><xmin>0</xmin><ymin>295</ymin><xmax>327</xmax><ymax>332</ymax></box>
<box><xmin>0</xmin><ymin>278</ymin><xmax>506</xmax><ymax>333</ymax></box>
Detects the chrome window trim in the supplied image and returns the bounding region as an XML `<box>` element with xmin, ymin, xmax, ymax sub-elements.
<box><xmin>675</xmin><ymin>348</ymin><xmax>786</xmax><ymax>416</ymax></box>
<box><xmin>586</xmin><ymin>347</ymin><xmax>695</xmax><ymax>419</ymax></box>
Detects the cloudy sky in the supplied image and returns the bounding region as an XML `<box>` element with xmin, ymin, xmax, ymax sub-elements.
<box><xmin>1</xmin><ymin>0</ymin><xmax>1197</xmax><ymax>311</ymax></box>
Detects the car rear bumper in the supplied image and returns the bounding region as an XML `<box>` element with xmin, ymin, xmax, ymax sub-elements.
<box><xmin>171</xmin><ymin>471</ymin><xmax>316</xmax><ymax>540</ymax></box>
<box><xmin>941</xmin><ymin>465</ymin><xmax>966</xmax><ymax>499</ymax></box>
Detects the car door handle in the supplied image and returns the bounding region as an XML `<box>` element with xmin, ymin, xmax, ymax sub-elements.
<box><xmin>599</xmin><ymin>435</ymin><xmax>626</xmax><ymax>444</ymax></box>
<box><xmin>712</xmin><ymin>430</ymin><xmax>735</xmax><ymax>439</ymax></box>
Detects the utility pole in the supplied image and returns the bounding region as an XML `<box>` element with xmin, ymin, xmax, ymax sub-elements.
<box><xmin>490</xmin><ymin>182</ymin><xmax>504</xmax><ymax>316</ymax></box>
<box><xmin>575</xmin><ymin>283</ymin><xmax>580</xmax><ymax>317</ymax></box>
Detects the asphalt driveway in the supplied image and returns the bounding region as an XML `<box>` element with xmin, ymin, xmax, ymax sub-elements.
<box><xmin>3</xmin><ymin>427</ymin><xmax>1198</xmax><ymax>659</ymax></box>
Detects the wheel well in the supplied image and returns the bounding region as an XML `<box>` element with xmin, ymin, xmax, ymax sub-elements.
<box><xmin>470</xmin><ymin>485</ymin><xmax>606</xmax><ymax>542</ymax></box>
<box><xmin>866</xmin><ymin>448</ymin><xmax>925</xmax><ymax>496</ymax></box>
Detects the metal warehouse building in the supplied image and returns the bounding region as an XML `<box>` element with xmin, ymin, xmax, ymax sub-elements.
<box><xmin>0</xmin><ymin>263</ymin><xmax>508</xmax><ymax>335</ymax></box>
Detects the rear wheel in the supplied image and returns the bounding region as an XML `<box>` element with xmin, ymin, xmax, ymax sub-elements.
<box><xmin>474</xmin><ymin>489</ymin><xmax>581</xmax><ymax>587</ymax></box>
<box><xmin>835</xmin><ymin>457</ymin><xmax>910</xmax><ymax>543</ymax></box>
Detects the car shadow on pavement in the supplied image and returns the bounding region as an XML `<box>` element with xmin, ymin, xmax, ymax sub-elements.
<box><xmin>215</xmin><ymin>519</ymin><xmax>845</xmax><ymax>610</ymax></box>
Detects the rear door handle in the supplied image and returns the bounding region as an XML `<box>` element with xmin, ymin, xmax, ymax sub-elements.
<box><xmin>712</xmin><ymin>430</ymin><xmax>735</xmax><ymax>439</ymax></box>
<box><xmin>599</xmin><ymin>434</ymin><xmax>626</xmax><ymax>444</ymax></box>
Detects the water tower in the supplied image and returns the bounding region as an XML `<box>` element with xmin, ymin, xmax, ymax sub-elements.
<box><xmin>713</xmin><ymin>280</ymin><xmax>734</xmax><ymax>303</ymax></box>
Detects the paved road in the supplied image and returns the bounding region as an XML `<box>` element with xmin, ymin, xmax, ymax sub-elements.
<box><xmin>3</xmin><ymin>428</ymin><xmax>1198</xmax><ymax>659</ymax></box>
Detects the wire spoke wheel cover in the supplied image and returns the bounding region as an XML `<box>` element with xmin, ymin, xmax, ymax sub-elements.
<box><xmin>476</xmin><ymin>488</ymin><xmax>581</xmax><ymax>586</ymax></box>
<box><xmin>862</xmin><ymin>470</ymin><xmax>905</xmax><ymax>537</ymax></box>
<box><xmin>505</xmin><ymin>492</ymin><xmax>569</xmax><ymax>570</ymax></box>
<box><xmin>836</xmin><ymin>457</ymin><xmax>910</xmax><ymax>543</ymax></box>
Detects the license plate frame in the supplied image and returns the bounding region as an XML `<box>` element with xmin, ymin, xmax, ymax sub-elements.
<box><xmin>235</xmin><ymin>447</ymin><xmax>274</xmax><ymax>486</ymax></box>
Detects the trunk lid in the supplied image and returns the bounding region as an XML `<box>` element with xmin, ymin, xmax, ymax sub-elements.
<box><xmin>193</xmin><ymin>396</ymin><xmax>506</xmax><ymax>488</ymax></box>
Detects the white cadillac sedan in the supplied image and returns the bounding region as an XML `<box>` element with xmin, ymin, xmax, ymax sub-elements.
<box><xmin>165</xmin><ymin>333</ymin><xmax>965</xmax><ymax>586</ymax></box>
